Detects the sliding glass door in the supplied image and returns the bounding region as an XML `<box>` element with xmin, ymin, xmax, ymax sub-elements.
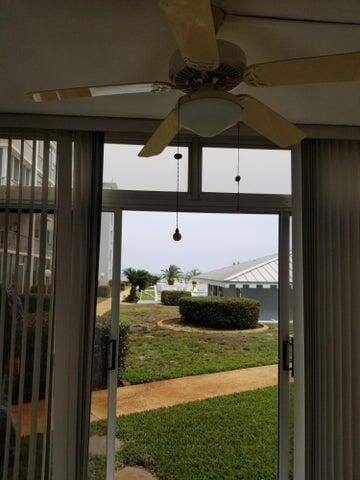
<box><xmin>87</xmin><ymin>139</ymin><xmax>294</xmax><ymax>480</ymax></box>
<box><xmin>92</xmin><ymin>211</ymin><xmax>293</xmax><ymax>480</ymax></box>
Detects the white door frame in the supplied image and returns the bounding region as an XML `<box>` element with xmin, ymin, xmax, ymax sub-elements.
<box><xmin>103</xmin><ymin>204</ymin><xmax>293</xmax><ymax>480</ymax></box>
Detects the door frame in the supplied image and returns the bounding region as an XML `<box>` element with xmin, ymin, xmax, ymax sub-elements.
<box><xmin>103</xmin><ymin>202</ymin><xmax>293</xmax><ymax>480</ymax></box>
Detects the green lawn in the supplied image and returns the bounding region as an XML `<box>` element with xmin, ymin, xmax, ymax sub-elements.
<box><xmin>139</xmin><ymin>287</ymin><xmax>156</xmax><ymax>301</ymax></box>
<box><xmin>117</xmin><ymin>304</ymin><xmax>278</xmax><ymax>384</ymax></box>
<box><xmin>89</xmin><ymin>386</ymin><xmax>279</xmax><ymax>480</ymax></box>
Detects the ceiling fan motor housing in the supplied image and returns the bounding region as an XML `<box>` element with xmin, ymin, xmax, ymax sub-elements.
<box><xmin>169</xmin><ymin>40</ymin><xmax>246</xmax><ymax>94</ymax></box>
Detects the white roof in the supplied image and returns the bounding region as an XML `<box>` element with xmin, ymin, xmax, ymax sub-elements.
<box><xmin>194</xmin><ymin>253</ymin><xmax>293</xmax><ymax>285</ymax></box>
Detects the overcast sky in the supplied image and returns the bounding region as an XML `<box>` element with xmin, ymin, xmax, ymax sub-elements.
<box><xmin>103</xmin><ymin>144</ymin><xmax>291</xmax><ymax>275</ymax></box>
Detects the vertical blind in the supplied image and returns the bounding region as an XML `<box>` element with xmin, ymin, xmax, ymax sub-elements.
<box><xmin>0</xmin><ymin>131</ymin><xmax>104</xmax><ymax>480</ymax></box>
<box><xmin>0</xmin><ymin>134</ymin><xmax>56</xmax><ymax>479</ymax></box>
<box><xmin>301</xmin><ymin>139</ymin><xmax>360</xmax><ymax>480</ymax></box>
<box><xmin>51</xmin><ymin>132</ymin><xmax>103</xmax><ymax>480</ymax></box>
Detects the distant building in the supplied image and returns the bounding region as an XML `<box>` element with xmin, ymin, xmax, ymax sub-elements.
<box><xmin>98</xmin><ymin>182</ymin><xmax>118</xmax><ymax>285</ymax></box>
<box><xmin>193</xmin><ymin>254</ymin><xmax>293</xmax><ymax>321</ymax></box>
<box><xmin>0</xmin><ymin>139</ymin><xmax>56</xmax><ymax>292</ymax></box>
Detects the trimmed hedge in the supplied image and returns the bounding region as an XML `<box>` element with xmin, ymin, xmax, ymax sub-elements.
<box><xmin>179</xmin><ymin>296</ymin><xmax>260</xmax><ymax>330</ymax></box>
<box><xmin>91</xmin><ymin>320</ymin><xmax>129</xmax><ymax>390</ymax></box>
<box><xmin>107</xmin><ymin>280</ymin><xmax>127</xmax><ymax>291</ymax></box>
<box><xmin>161</xmin><ymin>290</ymin><xmax>191</xmax><ymax>306</ymax></box>
<box><xmin>19</xmin><ymin>294</ymin><xmax>51</xmax><ymax>313</ymax></box>
<box><xmin>97</xmin><ymin>285</ymin><xmax>111</xmax><ymax>298</ymax></box>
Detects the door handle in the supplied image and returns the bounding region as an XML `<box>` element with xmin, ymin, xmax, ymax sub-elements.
<box><xmin>282</xmin><ymin>337</ymin><xmax>294</xmax><ymax>377</ymax></box>
<box><xmin>107</xmin><ymin>338</ymin><xmax>117</xmax><ymax>371</ymax></box>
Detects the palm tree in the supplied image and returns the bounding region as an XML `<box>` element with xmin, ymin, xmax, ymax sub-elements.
<box><xmin>123</xmin><ymin>268</ymin><xmax>151</xmax><ymax>301</ymax></box>
<box><xmin>185</xmin><ymin>268</ymin><xmax>201</xmax><ymax>282</ymax></box>
<box><xmin>123</xmin><ymin>268</ymin><xmax>139</xmax><ymax>300</ymax></box>
<box><xmin>162</xmin><ymin>264</ymin><xmax>182</xmax><ymax>285</ymax></box>
<box><xmin>136</xmin><ymin>269</ymin><xmax>151</xmax><ymax>292</ymax></box>
<box><xmin>149</xmin><ymin>274</ymin><xmax>161</xmax><ymax>286</ymax></box>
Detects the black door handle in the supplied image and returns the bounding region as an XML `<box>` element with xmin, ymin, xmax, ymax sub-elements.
<box><xmin>282</xmin><ymin>337</ymin><xmax>294</xmax><ymax>378</ymax></box>
<box><xmin>107</xmin><ymin>338</ymin><xmax>117</xmax><ymax>371</ymax></box>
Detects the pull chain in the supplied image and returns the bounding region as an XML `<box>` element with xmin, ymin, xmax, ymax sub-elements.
<box><xmin>235</xmin><ymin>123</ymin><xmax>241</xmax><ymax>211</ymax></box>
<box><xmin>173</xmin><ymin>103</ymin><xmax>182</xmax><ymax>241</ymax></box>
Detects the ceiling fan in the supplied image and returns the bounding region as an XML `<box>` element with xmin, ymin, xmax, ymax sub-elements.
<box><xmin>29</xmin><ymin>0</ymin><xmax>360</xmax><ymax>157</ymax></box>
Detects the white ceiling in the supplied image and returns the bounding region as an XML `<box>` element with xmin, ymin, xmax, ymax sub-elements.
<box><xmin>2</xmin><ymin>0</ymin><xmax>360</xmax><ymax>125</ymax></box>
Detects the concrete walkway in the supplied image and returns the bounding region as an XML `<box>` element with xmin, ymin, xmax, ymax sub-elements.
<box><xmin>96</xmin><ymin>287</ymin><xmax>131</xmax><ymax>316</ymax></box>
<box><xmin>13</xmin><ymin>364</ymin><xmax>277</xmax><ymax>435</ymax></box>
<box><xmin>91</xmin><ymin>364</ymin><xmax>277</xmax><ymax>420</ymax></box>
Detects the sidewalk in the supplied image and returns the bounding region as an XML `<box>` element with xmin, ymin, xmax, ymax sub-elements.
<box><xmin>13</xmin><ymin>364</ymin><xmax>277</xmax><ymax>435</ymax></box>
<box><xmin>96</xmin><ymin>287</ymin><xmax>131</xmax><ymax>316</ymax></box>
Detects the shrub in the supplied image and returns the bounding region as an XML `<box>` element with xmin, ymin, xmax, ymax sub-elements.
<box><xmin>14</xmin><ymin>312</ymin><xmax>49</xmax><ymax>403</ymax></box>
<box><xmin>161</xmin><ymin>290</ymin><xmax>191</xmax><ymax>306</ymax></box>
<box><xmin>107</xmin><ymin>280</ymin><xmax>127</xmax><ymax>291</ymax></box>
<box><xmin>91</xmin><ymin>319</ymin><xmax>130</xmax><ymax>390</ymax></box>
<box><xmin>97</xmin><ymin>285</ymin><xmax>111</xmax><ymax>298</ymax></box>
<box><xmin>1</xmin><ymin>285</ymin><xmax>129</xmax><ymax>404</ymax></box>
<box><xmin>179</xmin><ymin>296</ymin><xmax>260</xmax><ymax>330</ymax></box>
<box><xmin>30</xmin><ymin>284</ymin><xmax>52</xmax><ymax>295</ymax></box>
<box><xmin>19</xmin><ymin>294</ymin><xmax>51</xmax><ymax>313</ymax></box>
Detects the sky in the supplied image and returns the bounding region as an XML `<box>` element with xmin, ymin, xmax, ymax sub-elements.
<box><xmin>102</xmin><ymin>144</ymin><xmax>291</xmax><ymax>275</ymax></box>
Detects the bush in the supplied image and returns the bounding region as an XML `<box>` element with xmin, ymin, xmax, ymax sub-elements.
<box><xmin>161</xmin><ymin>290</ymin><xmax>191</xmax><ymax>306</ymax></box>
<box><xmin>97</xmin><ymin>285</ymin><xmax>111</xmax><ymax>298</ymax></box>
<box><xmin>14</xmin><ymin>312</ymin><xmax>49</xmax><ymax>403</ymax></box>
<box><xmin>91</xmin><ymin>320</ymin><xmax>130</xmax><ymax>390</ymax></box>
<box><xmin>30</xmin><ymin>284</ymin><xmax>52</xmax><ymax>295</ymax></box>
<box><xmin>19</xmin><ymin>294</ymin><xmax>51</xmax><ymax>313</ymax></box>
<box><xmin>107</xmin><ymin>280</ymin><xmax>127</xmax><ymax>291</ymax></box>
<box><xmin>179</xmin><ymin>296</ymin><xmax>260</xmax><ymax>330</ymax></box>
<box><xmin>0</xmin><ymin>285</ymin><xmax>129</xmax><ymax>403</ymax></box>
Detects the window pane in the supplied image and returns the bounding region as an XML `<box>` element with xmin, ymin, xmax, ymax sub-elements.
<box><xmin>202</xmin><ymin>147</ymin><xmax>291</xmax><ymax>194</ymax></box>
<box><xmin>104</xmin><ymin>144</ymin><xmax>188</xmax><ymax>192</ymax></box>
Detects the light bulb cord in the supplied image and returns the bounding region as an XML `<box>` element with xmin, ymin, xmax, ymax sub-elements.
<box><xmin>176</xmin><ymin>102</ymin><xmax>181</xmax><ymax>229</ymax></box>
<box><xmin>236</xmin><ymin>123</ymin><xmax>240</xmax><ymax>211</ymax></box>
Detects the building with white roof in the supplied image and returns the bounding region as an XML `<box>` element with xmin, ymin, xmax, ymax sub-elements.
<box><xmin>193</xmin><ymin>253</ymin><xmax>293</xmax><ymax>321</ymax></box>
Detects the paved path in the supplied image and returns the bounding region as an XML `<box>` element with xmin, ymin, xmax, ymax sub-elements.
<box><xmin>13</xmin><ymin>364</ymin><xmax>277</xmax><ymax>435</ymax></box>
<box><xmin>96</xmin><ymin>288</ymin><xmax>131</xmax><ymax>316</ymax></box>
<box><xmin>91</xmin><ymin>364</ymin><xmax>277</xmax><ymax>420</ymax></box>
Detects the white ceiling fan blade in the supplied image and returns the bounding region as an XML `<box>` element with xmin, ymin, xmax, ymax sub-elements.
<box><xmin>244</xmin><ymin>52</ymin><xmax>360</xmax><ymax>87</ymax></box>
<box><xmin>139</xmin><ymin>109</ymin><xmax>179</xmax><ymax>158</ymax></box>
<box><xmin>29</xmin><ymin>81</ymin><xmax>174</xmax><ymax>102</ymax></box>
<box><xmin>157</xmin><ymin>0</ymin><xmax>220</xmax><ymax>70</ymax></box>
<box><xmin>238</xmin><ymin>95</ymin><xmax>305</xmax><ymax>148</ymax></box>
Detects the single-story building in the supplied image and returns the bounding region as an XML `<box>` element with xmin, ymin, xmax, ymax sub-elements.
<box><xmin>193</xmin><ymin>254</ymin><xmax>293</xmax><ymax>321</ymax></box>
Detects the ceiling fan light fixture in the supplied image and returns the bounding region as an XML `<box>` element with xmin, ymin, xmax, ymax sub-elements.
<box><xmin>180</xmin><ymin>95</ymin><xmax>241</xmax><ymax>137</ymax></box>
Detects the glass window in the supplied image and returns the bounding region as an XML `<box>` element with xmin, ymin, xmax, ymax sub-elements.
<box><xmin>202</xmin><ymin>147</ymin><xmax>291</xmax><ymax>194</ymax></box>
<box><xmin>103</xmin><ymin>144</ymin><xmax>188</xmax><ymax>192</ymax></box>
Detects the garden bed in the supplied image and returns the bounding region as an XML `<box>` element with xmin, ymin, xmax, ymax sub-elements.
<box><xmin>157</xmin><ymin>317</ymin><xmax>268</xmax><ymax>334</ymax></box>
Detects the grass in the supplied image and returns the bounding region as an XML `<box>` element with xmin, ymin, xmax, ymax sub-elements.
<box><xmin>89</xmin><ymin>386</ymin><xmax>279</xmax><ymax>480</ymax></box>
<box><xmin>139</xmin><ymin>287</ymin><xmax>156</xmax><ymax>301</ymax></box>
<box><xmin>117</xmin><ymin>304</ymin><xmax>278</xmax><ymax>384</ymax></box>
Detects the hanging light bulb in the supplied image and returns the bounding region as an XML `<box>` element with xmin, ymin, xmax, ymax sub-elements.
<box><xmin>173</xmin><ymin>227</ymin><xmax>182</xmax><ymax>241</ymax></box>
